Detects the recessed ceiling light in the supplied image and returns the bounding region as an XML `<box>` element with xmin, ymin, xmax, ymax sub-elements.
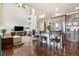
<box><xmin>75</xmin><ymin>7</ymin><xmax>79</xmax><ymax>10</ymax></box>
<box><xmin>55</xmin><ymin>8</ymin><xmax>59</xmax><ymax>11</ymax></box>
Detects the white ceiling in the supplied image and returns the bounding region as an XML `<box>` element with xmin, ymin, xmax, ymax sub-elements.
<box><xmin>26</xmin><ymin>3</ymin><xmax>79</xmax><ymax>17</ymax></box>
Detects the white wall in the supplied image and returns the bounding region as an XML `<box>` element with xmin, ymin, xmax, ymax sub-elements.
<box><xmin>28</xmin><ymin>15</ymin><xmax>37</xmax><ymax>30</ymax></box>
<box><xmin>0</xmin><ymin>4</ymin><xmax>2</xmax><ymax>26</ymax></box>
<box><xmin>1</xmin><ymin>3</ymin><xmax>37</xmax><ymax>32</ymax></box>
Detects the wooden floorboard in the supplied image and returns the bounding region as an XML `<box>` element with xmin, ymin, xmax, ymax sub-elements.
<box><xmin>2</xmin><ymin>39</ymin><xmax>79</xmax><ymax>56</ymax></box>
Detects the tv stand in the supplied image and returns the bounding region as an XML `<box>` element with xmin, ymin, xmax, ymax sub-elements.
<box><xmin>11</xmin><ymin>31</ymin><xmax>26</xmax><ymax>36</ymax></box>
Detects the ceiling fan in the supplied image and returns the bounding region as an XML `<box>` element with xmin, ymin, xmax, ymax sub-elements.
<box><xmin>16</xmin><ymin>3</ymin><xmax>26</xmax><ymax>9</ymax></box>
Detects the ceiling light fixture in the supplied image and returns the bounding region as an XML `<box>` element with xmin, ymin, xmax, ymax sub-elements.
<box><xmin>16</xmin><ymin>3</ymin><xmax>26</xmax><ymax>9</ymax></box>
<box><xmin>75</xmin><ymin>7</ymin><xmax>79</xmax><ymax>10</ymax></box>
<box><xmin>55</xmin><ymin>8</ymin><xmax>59</xmax><ymax>11</ymax></box>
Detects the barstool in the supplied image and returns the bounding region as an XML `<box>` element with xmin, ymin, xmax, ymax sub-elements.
<box><xmin>40</xmin><ymin>36</ymin><xmax>47</xmax><ymax>48</ymax></box>
<box><xmin>49</xmin><ymin>35</ymin><xmax>56</xmax><ymax>50</ymax></box>
<box><xmin>50</xmin><ymin>39</ymin><xmax>55</xmax><ymax>49</ymax></box>
<box><xmin>55</xmin><ymin>36</ymin><xmax>61</xmax><ymax>51</ymax></box>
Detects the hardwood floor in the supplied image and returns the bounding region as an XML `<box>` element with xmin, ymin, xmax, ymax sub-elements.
<box><xmin>2</xmin><ymin>39</ymin><xmax>79</xmax><ymax>56</ymax></box>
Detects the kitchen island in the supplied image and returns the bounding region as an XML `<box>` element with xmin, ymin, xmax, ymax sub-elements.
<box><xmin>39</xmin><ymin>31</ymin><xmax>63</xmax><ymax>50</ymax></box>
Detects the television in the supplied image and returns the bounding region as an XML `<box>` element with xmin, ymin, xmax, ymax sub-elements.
<box><xmin>14</xmin><ymin>26</ymin><xmax>24</xmax><ymax>31</ymax></box>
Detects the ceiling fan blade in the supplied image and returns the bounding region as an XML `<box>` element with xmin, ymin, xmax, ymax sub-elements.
<box><xmin>16</xmin><ymin>3</ymin><xmax>20</xmax><ymax>8</ymax></box>
<box><xmin>22</xmin><ymin>5</ymin><xmax>26</xmax><ymax>9</ymax></box>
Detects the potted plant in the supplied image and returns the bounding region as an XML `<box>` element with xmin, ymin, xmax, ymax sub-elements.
<box><xmin>47</xmin><ymin>22</ymin><xmax>52</xmax><ymax>32</ymax></box>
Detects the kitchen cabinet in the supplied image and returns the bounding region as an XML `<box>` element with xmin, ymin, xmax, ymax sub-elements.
<box><xmin>65</xmin><ymin>13</ymin><xmax>79</xmax><ymax>42</ymax></box>
<box><xmin>2</xmin><ymin>37</ymin><xmax>13</xmax><ymax>49</ymax></box>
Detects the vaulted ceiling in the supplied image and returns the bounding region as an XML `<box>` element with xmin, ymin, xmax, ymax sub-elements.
<box><xmin>26</xmin><ymin>3</ymin><xmax>79</xmax><ymax>17</ymax></box>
